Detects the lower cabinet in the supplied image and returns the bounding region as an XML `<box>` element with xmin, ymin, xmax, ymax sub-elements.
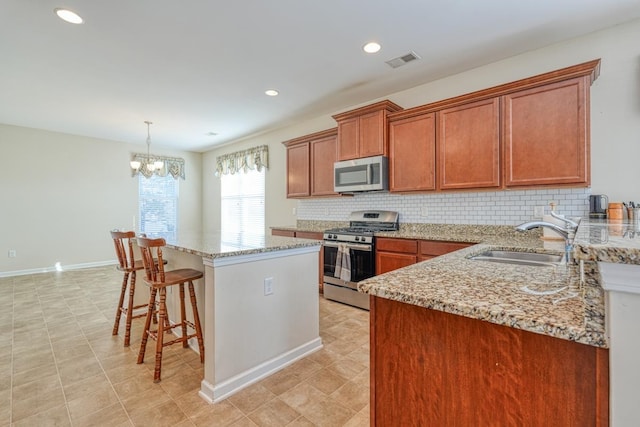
<box><xmin>375</xmin><ymin>238</ymin><xmax>417</xmax><ymax>275</ymax></box>
<box><xmin>271</xmin><ymin>229</ymin><xmax>324</xmax><ymax>292</ymax></box>
<box><xmin>376</xmin><ymin>237</ymin><xmax>472</xmax><ymax>274</ymax></box>
<box><xmin>370</xmin><ymin>296</ymin><xmax>609</xmax><ymax>426</ymax></box>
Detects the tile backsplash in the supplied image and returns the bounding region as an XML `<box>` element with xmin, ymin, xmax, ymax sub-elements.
<box><xmin>297</xmin><ymin>188</ymin><xmax>591</xmax><ymax>225</ymax></box>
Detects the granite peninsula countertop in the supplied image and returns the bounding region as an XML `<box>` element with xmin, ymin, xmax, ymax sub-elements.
<box><xmin>273</xmin><ymin>219</ymin><xmax>640</xmax><ymax>348</ymax></box>
<box><xmin>358</xmin><ymin>244</ymin><xmax>606</xmax><ymax>347</ymax></box>
<box><xmin>573</xmin><ymin>219</ymin><xmax>640</xmax><ymax>264</ymax></box>
<box><xmin>162</xmin><ymin>232</ymin><xmax>321</xmax><ymax>259</ymax></box>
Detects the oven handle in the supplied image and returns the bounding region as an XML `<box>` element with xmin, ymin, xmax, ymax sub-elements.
<box><xmin>323</xmin><ymin>241</ymin><xmax>373</xmax><ymax>252</ymax></box>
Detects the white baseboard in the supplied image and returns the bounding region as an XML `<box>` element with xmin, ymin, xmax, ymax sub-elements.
<box><xmin>0</xmin><ymin>260</ymin><xmax>118</xmax><ymax>278</ymax></box>
<box><xmin>199</xmin><ymin>337</ymin><xmax>323</xmax><ymax>403</ymax></box>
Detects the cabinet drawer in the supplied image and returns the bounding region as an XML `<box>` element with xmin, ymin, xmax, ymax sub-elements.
<box><xmin>295</xmin><ymin>231</ymin><xmax>323</xmax><ymax>240</ymax></box>
<box><xmin>420</xmin><ymin>240</ymin><xmax>473</xmax><ymax>256</ymax></box>
<box><xmin>272</xmin><ymin>229</ymin><xmax>296</xmax><ymax>237</ymax></box>
<box><xmin>376</xmin><ymin>238</ymin><xmax>418</xmax><ymax>254</ymax></box>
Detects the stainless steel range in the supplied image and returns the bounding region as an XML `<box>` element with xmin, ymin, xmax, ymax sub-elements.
<box><xmin>323</xmin><ymin>210</ymin><xmax>399</xmax><ymax>310</ymax></box>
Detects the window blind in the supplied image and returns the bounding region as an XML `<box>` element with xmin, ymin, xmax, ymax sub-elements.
<box><xmin>221</xmin><ymin>169</ymin><xmax>265</xmax><ymax>249</ymax></box>
<box><xmin>138</xmin><ymin>174</ymin><xmax>179</xmax><ymax>241</ymax></box>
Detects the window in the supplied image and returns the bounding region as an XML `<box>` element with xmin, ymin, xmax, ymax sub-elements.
<box><xmin>138</xmin><ymin>174</ymin><xmax>179</xmax><ymax>241</ymax></box>
<box><xmin>221</xmin><ymin>169</ymin><xmax>265</xmax><ymax>249</ymax></box>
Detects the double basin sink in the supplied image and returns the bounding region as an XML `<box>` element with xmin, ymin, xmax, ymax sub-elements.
<box><xmin>468</xmin><ymin>250</ymin><xmax>564</xmax><ymax>267</ymax></box>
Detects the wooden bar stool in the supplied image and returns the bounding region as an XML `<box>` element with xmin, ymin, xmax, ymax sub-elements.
<box><xmin>136</xmin><ymin>236</ymin><xmax>205</xmax><ymax>382</ymax></box>
<box><xmin>110</xmin><ymin>230</ymin><xmax>155</xmax><ymax>347</ymax></box>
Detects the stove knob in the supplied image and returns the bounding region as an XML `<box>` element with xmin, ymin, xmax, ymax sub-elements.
<box><xmin>355</xmin><ymin>236</ymin><xmax>360</xmax><ymax>242</ymax></box>
<box><xmin>361</xmin><ymin>237</ymin><xmax>367</xmax><ymax>243</ymax></box>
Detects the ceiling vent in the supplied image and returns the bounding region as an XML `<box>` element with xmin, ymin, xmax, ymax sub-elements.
<box><xmin>385</xmin><ymin>51</ymin><xmax>421</xmax><ymax>69</ymax></box>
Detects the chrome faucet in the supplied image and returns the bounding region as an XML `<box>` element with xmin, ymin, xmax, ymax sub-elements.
<box><xmin>515</xmin><ymin>213</ymin><xmax>580</xmax><ymax>263</ymax></box>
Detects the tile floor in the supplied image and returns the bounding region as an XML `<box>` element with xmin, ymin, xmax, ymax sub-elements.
<box><xmin>0</xmin><ymin>266</ymin><xmax>371</xmax><ymax>426</ymax></box>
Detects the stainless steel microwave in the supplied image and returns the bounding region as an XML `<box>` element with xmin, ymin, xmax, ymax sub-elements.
<box><xmin>334</xmin><ymin>155</ymin><xmax>389</xmax><ymax>193</ymax></box>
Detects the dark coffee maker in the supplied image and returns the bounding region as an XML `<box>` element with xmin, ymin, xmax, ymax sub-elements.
<box><xmin>589</xmin><ymin>194</ymin><xmax>608</xmax><ymax>219</ymax></box>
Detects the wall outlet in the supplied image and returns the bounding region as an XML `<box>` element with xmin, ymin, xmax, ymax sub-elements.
<box><xmin>324</xmin><ymin>207</ymin><xmax>329</xmax><ymax>216</ymax></box>
<box><xmin>8</xmin><ymin>250</ymin><xmax>16</xmax><ymax>258</ymax></box>
<box><xmin>534</xmin><ymin>206</ymin><xmax>545</xmax><ymax>217</ymax></box>
<box><xmin>420</xmin><ymin>206</ymin><xmax>429</xmax><ymax>217</ymax></box>
<box><xmin>292</xmin><ymin>207</ymin><xmax>297</xmax><ymax>215</ymax></box>
<box><xmin>264</xmin><ymin>277</ymin><xmax>274</xmax><ymax>296</ymax></box>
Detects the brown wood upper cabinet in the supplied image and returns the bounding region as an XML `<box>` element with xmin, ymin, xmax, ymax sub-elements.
<box><xmin>503</xmin><ymin>76</ymin><xmax>589</xmax><ymax>187</ymax></box>
<box><xmin>283</xmin><ymin>128</ymin><xmax>339</xmax><ymax>198</ymax></box>
<box><xmin>332</xmin><ymin>100</ymin><xmax>403</xmax><ymax>161</ymax></box>
<box><xmin>437</xmin><ymin>97</ymin><xmax>501</xmax><ymax>190</ymax></box>
<box><xmin>388</xmin><ymin>113</ymin><xmax>436</xmax><ymax>192</ymax></box>
<box><xmin>386</xmin><ymin>59</ymin><xmax>598</xmax><ymax>193</ymax></box>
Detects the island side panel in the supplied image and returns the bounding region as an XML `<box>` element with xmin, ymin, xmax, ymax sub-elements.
<box><xmin>208</xmin><ymin>247</ymin><xmax>322</xmax><ymax>401</ymax></box>
<box><xmin>370</xmin><ymin>296</ymin><xmax>609</xmax><ymax>426</ymax></box>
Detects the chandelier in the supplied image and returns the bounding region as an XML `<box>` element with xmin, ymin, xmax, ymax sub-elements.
<box><xmin>130</xmin><ymin>121</ymin><xmax>164</xmax><ymax>172</ymax></box>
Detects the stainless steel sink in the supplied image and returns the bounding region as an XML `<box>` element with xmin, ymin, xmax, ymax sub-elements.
<box><xmin>468</xmin><ymin>250</ymin><xmax>563</xmax><ymax>267</ymax></box>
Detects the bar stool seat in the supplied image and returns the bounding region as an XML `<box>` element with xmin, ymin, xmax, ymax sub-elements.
<box><xmin>136</xmin><ymin>236</ymin><xmax>205</xmax><ymax>382</ymax></box>
<box><xmin>110</xmin><ymin>230</ymin><xmax>156</xmax><ymax>347</ymax></box>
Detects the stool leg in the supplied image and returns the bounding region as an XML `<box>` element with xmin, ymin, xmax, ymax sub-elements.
<box><xmin>188</xmin><ymin>281</ymin><xmax>205</xmax><ymax>363</ymax></box>
<box><xmin>137</xmin><ymin>287</ymin><xmax>156</xmax><ymax>365</ymax></box>
<box><xmin>179</xmin><ymin>283</ymin><xmax>188</xmax><ymax>348</ymax></box>
<box><xmin>154</xmin><ymin>287</ymin><xmax>167</xmax><ymax>383</ymax></box>
<box><xmin>112</xmin><ymin>271</ymin><xmax>129</xmax><ymax>336</ymax></box>
<box><xmin>123</xmin><ymin>271</ymin><xmax>136</xmax><ymax>347</ymax></box>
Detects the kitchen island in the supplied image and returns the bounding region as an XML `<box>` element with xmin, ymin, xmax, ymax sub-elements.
<box><xmin>358</xmin><ymin>225</ymin><xmax>609</xmax><ymax>426</ymax></box>
<box><xmin>158</xmin><ymin>232</ymin><xmax>323</xmax><ymax>403</ymax></box>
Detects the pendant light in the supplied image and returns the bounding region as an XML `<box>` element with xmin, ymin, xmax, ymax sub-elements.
<box><xmin>130</xmin><ymin>121</ymin><xmax>164</xmax><ymax>172</ymax></box>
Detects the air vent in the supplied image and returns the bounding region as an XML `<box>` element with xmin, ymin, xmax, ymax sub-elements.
<box><xmin>385</xmin><ymin>51</ymin><xmax>421</xmax><ymax>69</ymax></box>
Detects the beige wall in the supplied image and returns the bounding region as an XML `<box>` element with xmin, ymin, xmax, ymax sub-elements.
<box><xmin>202</xmin><ymin>18</ymin><xmax>640</xmax><ymax>232</ymax></box>
<box><xmin>0</xmin><ymin>124</ymin><xmax>202</xmax><ymax>273</ymax></box>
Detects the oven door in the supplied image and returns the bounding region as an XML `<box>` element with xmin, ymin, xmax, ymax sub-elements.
<box><xmin>323</xmin><ymin>241</ymin><xmax>375</xmax><ymax>289</ymax></box>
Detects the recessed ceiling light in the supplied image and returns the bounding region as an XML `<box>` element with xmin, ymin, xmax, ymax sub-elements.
<box><xmin>265</xmin><ymin>89</ymin><xmax>279</xmax><ymax>97</ymax></box>
<box><xmin>363</xmin><ymin>42</ymin><xmax>381</xmax><ymax>54</ymax></box>
<box><xmin>54</xmin><ymin>8</ymin><xmax>83</xmax><ymax>24</ymax></box>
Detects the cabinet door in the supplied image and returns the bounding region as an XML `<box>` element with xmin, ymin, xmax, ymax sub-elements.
<box><xmin>337</xmin><ymin>117</ymin><xmax>359</xmax><ymax>160</ymax></box>
<box><xmin>310</xmin><ymin>135</ymin><xmax>338</xmax><ymax>196</ymax></box>
<box><xmin>376</xmin><ymin>252</ymin><xmax>417</xmax><ymax>275</ymax></box>
<box><xmin>286</xmin><ymin>143</ymin><xmax>310</xmax><ymax>198</ymax></box>
<box><xmin>359</xmin><ymin>110</ymin><xmax>386</xmax><ymax>158</ymax></box>
<box><xmin>503</xmin><ymin>77</ymin><xmax>589</xmax><ymax>187</ymax></box>
<box><xmin>438</xmin><ymin>98</ymin><xmax>500</xmax><ymax>190</ymax></box>
<box><xmin>389</xmin><ymin>113</ymin><xmax>436</xmax><ymax>192</ymax></box>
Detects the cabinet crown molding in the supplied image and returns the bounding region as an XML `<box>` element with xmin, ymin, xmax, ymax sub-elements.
<box><xmin>389</xmin><ymin>58</ymin><xmax>601</xmax><ymax>121</ymax></box>
<box><xmin>332</xmin><ymin>99</ymin><xmax>403</xmax><ymax>121</ymax></box>
<box><xmin>282</xmin><ymin>127</ymin><xmax>337</xmax><ymax>147</ymax></box>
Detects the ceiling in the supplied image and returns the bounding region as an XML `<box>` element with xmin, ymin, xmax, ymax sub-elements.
<box><xmin>2</xmin><ymin>1</ymin><xmax>640</xmax><ymax>152</ymax></box>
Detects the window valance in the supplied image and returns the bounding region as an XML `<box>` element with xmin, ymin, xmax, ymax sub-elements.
<box><xmin>215</xmin><ymin>145</ymin><xmax>269</xmax><ymax>176</ymax></box>
<box><xmin>130</xmin><ymin>153</ymin><xmax>186</xmax><ymax>180</ymax></box>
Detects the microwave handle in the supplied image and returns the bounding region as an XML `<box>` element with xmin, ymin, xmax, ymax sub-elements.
<box><xmin>367</xmin><ymin>163</ymin><xmax>372</xmax><ymax>184</ymax></box>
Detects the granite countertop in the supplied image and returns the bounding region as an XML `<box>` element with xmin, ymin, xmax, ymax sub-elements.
<box><xmin>162</xmin><ymin>232</ymin><xmax>321</xmax><ymax>259</ymax></box>
<box><xmin>358</xmin><ymin>243</ymin><xmax>605</xmax><ymax>347</ymax></box>
<box><xmin>274</xmin><ymin>218</ymin><xmax>640</xmax><ymax>348</ymax></box>
<box><xmin>573</xmin><ymin>219</ymin><xmax>640</xmax><ymax>264</ymax></box>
